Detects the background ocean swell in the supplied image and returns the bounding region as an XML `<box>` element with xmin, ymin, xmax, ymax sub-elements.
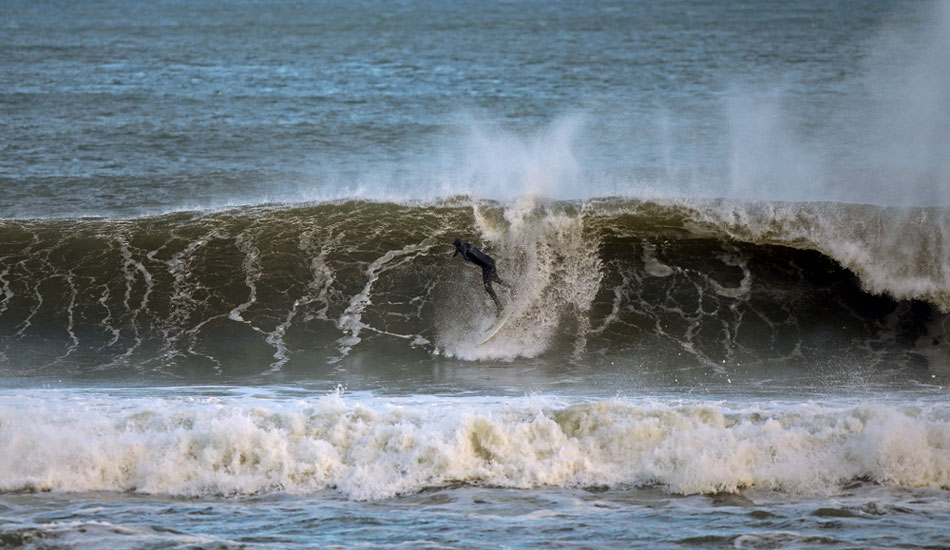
<box><xmin>3</xmin><ymin>1</ymin><xmax>949</xmax><ymax>219</ymax></box>
<box><xmin>1</xmin><ymin>197</ymin><xmax>946</xmax><ymax>379</ymax></box>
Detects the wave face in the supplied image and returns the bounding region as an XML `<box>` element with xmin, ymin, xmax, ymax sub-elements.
<box><xmin>1</xmin><ymin>197</ymin><xmax>948</xmax><ymax>377</ymax></box>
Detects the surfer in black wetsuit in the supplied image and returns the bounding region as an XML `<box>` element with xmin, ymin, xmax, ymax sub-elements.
<box><xmin>452</xmin><ymin>238</ymin><xmax>509</xmax><ymax>314</ymax></box>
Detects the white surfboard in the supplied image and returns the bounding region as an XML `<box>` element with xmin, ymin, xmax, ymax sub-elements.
<box><xmin>479</xmin><ymin>308</ymin><xmax>513</xmax><ymax>345</ymax></box>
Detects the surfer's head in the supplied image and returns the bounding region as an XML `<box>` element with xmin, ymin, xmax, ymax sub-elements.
<box><xmin>452</xmin><ymin>237</ymin><xmax>462</xmax><ymax>251</ymax></box>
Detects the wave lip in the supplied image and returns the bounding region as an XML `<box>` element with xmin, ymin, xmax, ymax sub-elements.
<box><xmin>692</xmin><ymin>200</ymin><xmax>950</xmax><ymax>312</ymax></box>
<box><xmin>1</xmin><ymin>393</ymin><xmax>948</xmax><ymax>500</ymax></box>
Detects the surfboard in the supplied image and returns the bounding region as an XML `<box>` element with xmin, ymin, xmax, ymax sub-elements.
<box><xmin>479</xmin><ymin>308</ymin><xmax>513</xmax><ymax>345</ymax></box>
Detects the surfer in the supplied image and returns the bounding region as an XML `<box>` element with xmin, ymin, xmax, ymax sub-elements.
<box><xmin>452</xmin><ymin>238</ymin><xmax>509</xmax><ymax>314</ymax></box>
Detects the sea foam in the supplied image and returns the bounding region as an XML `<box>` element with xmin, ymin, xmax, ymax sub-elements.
<box><xmin>1</xmin><ymin>391</ymin><xmax>947</xmax><ymax>500</ymax></box>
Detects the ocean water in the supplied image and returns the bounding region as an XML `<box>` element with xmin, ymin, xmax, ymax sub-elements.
<box><xmin>2</xmin><ymin>0</ymin><xmax>949</xmax><ymax>548</ymax></box>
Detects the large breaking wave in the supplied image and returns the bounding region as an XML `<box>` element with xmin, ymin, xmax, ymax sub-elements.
<box><xmin>0</xmin><ymin>196</ymin><xmax>948</xmax><ymax>377</ymax></box>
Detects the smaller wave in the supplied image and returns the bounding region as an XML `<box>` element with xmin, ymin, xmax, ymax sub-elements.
<box><xmin>0</xmin><ymin>520</ymin><xmax>225</xmax><ymax>550</ymax></box>
<box><xmin>1</xmin><ymin>392</ymin><xmax>948</xmax><ymax>500</ymax></box>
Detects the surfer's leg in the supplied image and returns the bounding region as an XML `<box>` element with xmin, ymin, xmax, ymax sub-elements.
<box><xmin>483</xmin><ymin>268</ymin><xmax>503</xmax><ymax>313</ymax></box>
<box><xmin>488</xmin><ymin>266</ymin><xmax>509</xmax><ymax>288</ymax></box>
<box><xmin>487</xmin><ymin>286</ymin><xmax>503</xmax><ymax>314</ymax></box>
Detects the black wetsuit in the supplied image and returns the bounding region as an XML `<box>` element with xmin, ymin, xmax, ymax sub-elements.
<box><xmin>453</xmin><ymin>239</ymin><xmax>508</xmax><ymax>312</ymax></box>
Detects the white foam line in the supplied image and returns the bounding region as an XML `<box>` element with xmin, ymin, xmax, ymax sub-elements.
<box><xmin>266</xmin><ymin>227</ymin><xmax>343</xmax><ymax>373</ymax></box>
<box><xmin>97</xmin><ymin>284</ymin><xmax>121</xmax><ymax>350</ymax></box>
<box><xmin>261</xmin><ymin>234</ymin><xmax>341</xmax><ymax>373</ymax></box>
<box><xmin>622</xmin><ymin>265</ymin><xmax>727</xmax><ymax>373</ymax></box>
<box><xmin>589</xmin><ymin>267</ymin><xmax>633</xmax><ymax>335</ymax></box>
<box><xmin>261</xmin><ymin>232</ymin><xmax>342</xmax><ymax>373</ymax></box>
<box><xmin>229</xmin><ymin>229</ymin><xmax>296</xmax><ymax>373</ymax></box>
<box><xmin>2</xmin><ymin>230</ymin><xmax>83</xmax><ymax>365</ymax></box>
<box><xmin>111</xmin><ymin>234</ymin><xmax>154</xmax><ymax>366</ymax></box>
<box><xmin>182</xmin><ymin>314</ymin><xmax>225</xmax><ymax>375</ymax></box>
<box><xmin>0</xmin><ymin>267</ymin><xmax>12</xmax><ymax>318</ymax></box>
<box><xmin>333</xmin><ymin>241</ymin><xmax>435</xmax><ymax>361</ymax></box>
<box><xmin>59</xmin><ymin>270</ymin><xmax>79</xmax><ymax>360</ymax></box>
<box><xmin>8</xmin><ymin>231</ymin><xmax>43</xmax><ymax>342</ymax></box>
<box><xmin>300</xmin><ymin>230</ymin><xmax>343</xmax><ymax>323</ymax></box>
<box><xmin>707</xmin><ymin>248</ymin><xmax>752</xmax><ymax>299</ymax></box>
<box><xmin>228</xmin><ymin>232</ymin><xmax>260</xmax><ymax>324</ymax></box>
<box><xmin>13</xmin><ymin>270</ymin><xmax>42</xmax><ymax>340</ymax></box>
<box><xmin>158</xmin><ymin>230</ymin><xmax>222</xmax><ymax>367</ymax></box>
<box><xmin>641</xmin><ymin>241</ymin><xmax>675</xmax><ymax>278</ymax></box>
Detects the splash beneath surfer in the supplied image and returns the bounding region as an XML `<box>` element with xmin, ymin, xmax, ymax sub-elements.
<box><xmin>452</xmin><ymin>238</ymin><xmax>509</xmax><ymax>315</ymax></box>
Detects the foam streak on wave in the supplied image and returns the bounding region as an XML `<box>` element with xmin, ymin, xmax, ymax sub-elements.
<box><xmin>335</xmin><ymin>240</ymin><xmax>436</xmax><ymax>361</ymax></box>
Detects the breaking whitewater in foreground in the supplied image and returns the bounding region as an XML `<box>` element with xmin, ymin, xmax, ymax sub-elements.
<box><xmin>0</xmin><ymin>389</ymin><xmax>948</xmax><ymax>500</ymax></box>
